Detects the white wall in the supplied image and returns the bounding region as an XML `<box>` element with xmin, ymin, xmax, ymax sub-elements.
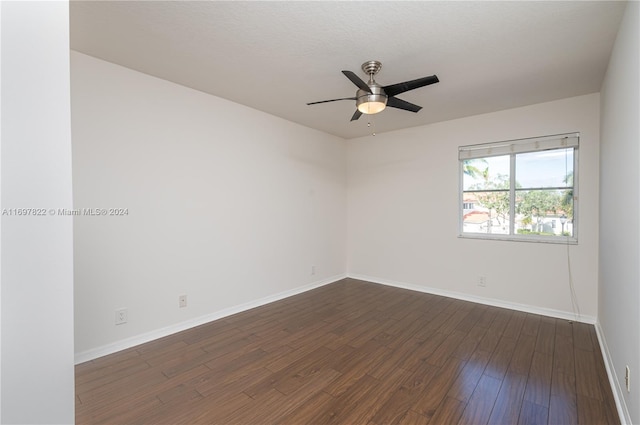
<box><xmin>71</xmin><ymin>52</ymin><xmax>347</xmax><ymax>359</ymax></box>
<box><xmin>1</xmin><ymin>2</ymin><xmax>75</xmax><ymax>424</ymax></box>
<box><xmin>1</xmin><ymin>3</ymin><xmax>3</xmax><ymax>418</ymax></box>
<box><xmin>599</xmin><ymin>2</ymin><xmax>640</xmax><ymax>424</ymax></box>
<box><xmin>348</xmin><ymin>94</ymin><xmax>600</xmax><ymax>321</ymax></box>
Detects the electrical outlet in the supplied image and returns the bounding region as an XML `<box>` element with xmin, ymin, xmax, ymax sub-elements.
<box><xmin>626</xmin><ymin>365</ymin><xmax>630</xmax><ymax>392</ymax></box>
<box><xmin>179</xmin><ymin>295</ymin><xmax>187</xmax><ymax>308</ymax></box>
<box><xmin>115</xmin><ymin>308</ymin><xmax>128</xmax><ymax>325</ymax></box>
<box><xmin>478</xmin><ymin>276</ymin><xmax>487</xmax><ymax>287</ymax></box>
<box><xmin>311</xmin><ymin>265</ymin><xmax>316</xmax><ymax>276</ymax></box>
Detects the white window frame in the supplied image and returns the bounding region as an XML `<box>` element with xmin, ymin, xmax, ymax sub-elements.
<box><xmin>459</xmin><ymin>133</ymin><xmax>579</xmax><ymax>244</ymax></box>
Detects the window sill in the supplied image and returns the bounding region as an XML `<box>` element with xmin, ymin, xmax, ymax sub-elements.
<box><xmin>459</xmin><ymin>233</ymin><xmax>578</xmax><ymax>245</ymax></box>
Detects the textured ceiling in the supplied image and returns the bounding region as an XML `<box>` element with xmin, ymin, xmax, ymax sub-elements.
<box><xmin>70</xmin><ymin>1</ymin><xmax>626</xmax><ymax>139</ymax></box>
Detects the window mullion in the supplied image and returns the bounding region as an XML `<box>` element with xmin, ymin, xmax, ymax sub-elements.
<box><xmin>509</xmin><ymin>154</ymin><xmax>516</xmax><ymax>235</ymax></box>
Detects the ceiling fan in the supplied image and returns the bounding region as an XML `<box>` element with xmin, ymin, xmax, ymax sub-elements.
<box><xmin>307</xmin><ymin>60</ymin><xmax>439</xmax><ymax>121</ymax></box>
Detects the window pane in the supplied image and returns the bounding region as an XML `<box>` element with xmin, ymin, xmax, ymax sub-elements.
<box><xmin>515</xmin><ymin>189</ymin><xmax>573</xmax><ymax>236</ymax></box>
<box><xmin>516</xmin><ymin>149</ymin><xmax>573</xmax><ymax>189</ymax></box>
<box><xmin>462</xmin><ymin>155</ymin><xmax>510</xmax><ymax>191</ymax></box>
<box><xmin>462</xmin><ymin>190</ymin><xmax>510</xmax><ymax>234</ymax></box>
<box><xmin>460</xmin><ymin>135</ymin><xmax>577</xmax><ymax>243</ymax></box>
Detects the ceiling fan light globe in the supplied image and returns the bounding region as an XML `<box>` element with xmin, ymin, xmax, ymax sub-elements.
<box><xmin>357</xmin><ymin>100</ymin><xmax>387</xmax><ymax>114</ymax></box>
<box><xmin>356</xmin><ymin>90</ymin><xmax>388</xmax><ymax>114</ymax></box>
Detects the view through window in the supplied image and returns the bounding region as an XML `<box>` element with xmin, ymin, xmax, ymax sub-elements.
<box><xmin>460</xmin><ymin>133</ymin><xmax>578</xmax><ymax>243</ymax></box>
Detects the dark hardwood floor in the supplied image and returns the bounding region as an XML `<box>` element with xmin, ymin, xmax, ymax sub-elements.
<box><xmin>76</xmin><ymin>278</ymin><xmax>619</xmax><ymax>424</ymax></box>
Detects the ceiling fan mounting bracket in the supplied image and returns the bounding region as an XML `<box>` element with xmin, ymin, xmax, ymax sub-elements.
<box><xmin>361</xmin><ymin>60</ymin><xmax>382</xmax><ymax>77</ymax></box>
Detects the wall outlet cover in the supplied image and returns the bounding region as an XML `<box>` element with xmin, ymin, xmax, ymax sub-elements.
<box><xmin>115</xmin><ymin>308</ymin><xmax>128</xmax><ymax>325</ymax></box>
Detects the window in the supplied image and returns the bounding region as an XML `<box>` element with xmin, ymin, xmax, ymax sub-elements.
<box><xmin>459</xmin><ymin>133</ymin><xmax>578</xmax><ymax>243</ymax></box>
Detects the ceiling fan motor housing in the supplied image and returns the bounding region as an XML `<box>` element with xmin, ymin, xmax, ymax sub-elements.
<box><xmin>356</xmin><ymin>84</ymin><xmax>387</xmax><ymax>114</ymax></box>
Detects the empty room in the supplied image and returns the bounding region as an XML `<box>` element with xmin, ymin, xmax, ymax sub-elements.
<box><xmin>1</xmin><ymin>1</ymin><xmax>638</xmax><ymax>424</ymax></box>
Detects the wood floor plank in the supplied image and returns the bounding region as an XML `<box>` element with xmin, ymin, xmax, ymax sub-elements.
<box><xmin>551</xmin><ymin>371</ymin><xmax>575</xmax><ymax>402</ymax></box>
<box><xmin>574</xmin><ymin>347</ymin><xmax>604</xmax><ymax>401</ymax></box>
<box><xmin>457</xmin><ymin>374</ymin><xmax>502</xmax><ymax>425</ymax></box>
<box><xmin>548</xmin><ymin>393</ymin><xmax>578</xmax><ymax>425</ymax></box>
<box><xmin>447</xmin><ymin>348</ymin><xmax>492</xmax><ymax>403</ymax></box>
<box><xmin>412</xmin><ymin>356</ymin><xmax>467</xmax><ymax>419</ymax></box>
<box><xmin>573</xmin><ymin>321</ymin><xmax>595</xmax><ymax>351</ymax></box>
<box><xmin>476</xmin><ymin>328</ymin><xmax>502</xmax><ymax>354</ymax></box>
<box><xmin>323</xmin><ymin>341</ymin><xmax>390</xmax><ymax>397</ymax></box>
<box><xmin>185</xmin><ymin>325</ymin><xmax>248</xmax><ymax>353</ymax></box>
<box><xmin>452</xmin><ymin>323</ymin><xmax>488</xmax><ymax>361</ymax></box>
<box><xmin>265</xmin><ymin>332</ymin><xmax>337</xmax><ymax>373</ymax></box>
<box><xmin>396</xmin><ymin>337</ymin><xmax>445</xmax><ymax>372</ymax></box>
<box><xmin>553</xmin><ymin>329</ymin><xmax>576</xmax><ymax>383</ymax></box>
<box><xmin>422</xmin><ymin>301</ymin><xmax>458</xmax><ymax>332</ymax></box>
<box><xmin>183</xmin><ymin>391</ymin><xmax>252</xmax><ymax>424</ymax></box>
<box><xmin>555</xmin><ymin>319</ymin><xmax>574</xmax><ymax>342</ymax></box>
<box><xmin>77</xmin><ymin>396</ymin><xmax>163</xmax><ymax>425</ymax></box>
<box><xmin>474</xmin><ymin>305</ymin><xmax>499</xmax><ymax>329</ymax></box>
<box><xmin>502</xmin><ymin>311</ymin><xmax>527</xmax><ymax>340</ymax></box>
<box><xmin>426</xmin><ymin>329</ymin><xmax>467</xmax><ymax>367</ymax></box>
<box><xmin>370</xmin><ymin>385</ymin><xmax>419</xmax><ymax>425</ymax></box>
<box><xmin>144</xmin><ymin>341</ymin><xmax>207</xmax><ymax>368</ymax></box>
<box><xmin>576</xmin><ymin>394</ymin><xmax>609</xmax><ymax>425</ymax></box>
<box><xmin>428</xmin><ymin>396</ymin><xmax>465</xmax><ymax>425</ymax></box>
<box><xmin>534</xmin><ymin>318</ymin><xmax>556</xmax><ymax>355</ymax></box>
<box><xmin>77</xmin><ymin>364</ymin><xmax>168</xmax><ymax>405</ymax></box>
<box><xmin>75</xmin><ymin>278</ymin><xmax>619</xmax><ymax>425</ymax></box>
<box><xmin>437</xmin><ymin>308</ymin><xmax>471</xmax><ymax>335</ymax></box>
<box><xmin>508</xmin><ymin>334</ymin><xmax>536</xmax><ymax>376</ymax></box>
<box><xmin>194</xmin><ymin>364</ymin><xmax>273</xmax><ymax>399</ymax></box>
<box><xmin>367</xmin><ymin>338</ymin><xmax>420</xmax><ymax>379</ymax></box>
<box><xmin>487</xmin><ymin>372</ymin><xmax>527</xmax><ymax>425</ymax></box>
<box><xmin>484</xmin><ymin>336</ymin><xmax>517</xmax><ymax>380</ymax></box>
<box><xmin>136</xmin><ymin>340</ymin><xmax>189</xmax><ymax>362</ymax></box>
<box><xmin>518</xmin><ymin>399</ymin><xmax>549</xmax><ymax>425</ymax></box>
<box><xmin>489</xmin><ymin>309</ymin><xmax>513</xmax><ymax>336</ymax></box>
<box><xmin>282</xmin><ymin>318</ymin><xmax>346</xmax><ymax>350</ymax></box>
<box><xmin>398</xmin><ymin>410</ymin><xmax>430</xmax><ymax>425</ymax></box>
<box><xmin>300</xmin><ymin>374</ymin><xmax>379</xmax><ymax>425</ymax></box>
<box><xmin>244</xmin><ymin>346</ymin><xmax>333</xmax><ymax>397</ymax></box>
<box><xmin>332</xmin><ymin>367</ymin><xmax>411</xmax><ymax>425</ymax></box>
<box><xmin>521</xmin><ymin>313</ymin><xmax>541</xmax><ymax>337</ymax></box>
<box><xmin>76</xmin><ymin>356</ymin><xmax>151</xmax><ymax>393</ymax></box>
<box><xmin>455</xmin><ymin>304</ymin><xmax>487</xmax><ymax>332</ymax></box>
<box><xmin>370</xmin><ymin>361</ymin><xmax>439</xmax><ymax>424</ymax></box>
<box><xmin>386</xmin><ymin>314</ymin><xmax>435</xmax><ymax>350</ymax></box>
<box><xmin>232</xmin><ymin>368</ymin><xmax>341</xmax><ymax>425</ymax></box>
<box><xmin>523</xmin><ymin>351</ymin><xmax>553</xmax><ymax>408</ymax></box>
<box><xmin>82</xmin><ymin>364</ymin><xmax>210</xmax><ymax>424</ymax></box>
<box><xmin>273</xmin><ymin>390</ymin><xmax>335</xmax><ymax>425</ymax></box>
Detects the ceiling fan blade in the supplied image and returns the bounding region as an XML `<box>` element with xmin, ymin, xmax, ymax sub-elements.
<box><xmin>350</xmin><ymin>110</ymin><xmax>363</xmax><ymax>121</ymax></box>
<box><xmin>342</xmin><ymin>70</ymin><xmax>371</xmax><ymax>93</ymax></box>
<box><xmin>386</xmin><ymin>96</ymin><xmax>422</xmax><ymax>113</ymax></box>
<box><xmin>383</xmin><ymin>75</ymin><xmax>439</xmax><ymax>97</ymax></box>
<box><xmin>307</xmin><ymin>97</ymin><xmax>356</xmax><ymax>105</ymax></box>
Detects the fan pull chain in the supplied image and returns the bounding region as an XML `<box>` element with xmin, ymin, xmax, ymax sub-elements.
<box><xmin>368</xmin><ymin>116</ymin><xmax>376</xmax><ymax>136</ymax></box>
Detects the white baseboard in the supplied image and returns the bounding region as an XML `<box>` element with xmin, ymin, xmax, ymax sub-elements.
<box><xmin>595</xmin><ymin>321</ymin><xmax>632</xmax><ymax>425</ymax></box>
<box><xmin>347</xmin><ymin>273</ymin><xmax>597</xmax><ymax>324</ymax></box>
<box><xmin>74</xmin><ymin>273</ymin><xmax>347</xmax><ymax>364</ymax></box>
